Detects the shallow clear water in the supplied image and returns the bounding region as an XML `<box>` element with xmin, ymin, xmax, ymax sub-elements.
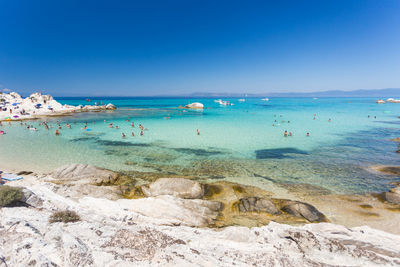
<box><xmin>1</xmin><ymin>97</ymin><xmax>400</xmax><ymax>194</ymax></box>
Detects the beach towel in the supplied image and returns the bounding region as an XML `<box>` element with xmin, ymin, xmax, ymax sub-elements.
<box><xmin>1</xmin><ymin>173</ymin><xmax>23</xmax><ymax>181</ymax></box>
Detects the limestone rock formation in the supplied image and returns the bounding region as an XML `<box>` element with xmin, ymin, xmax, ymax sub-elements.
<box><xmin>382</xmin><ymin>191</ymin><xmax>400</xmax><ymax>205</ymax></box>
<box><xmin>21</xmin><ymin>188</ymin><xmax>43</xmax><ymax>208</ymax></box>
<box><xmin>128</xmin><ymin>195</ymin><xmax>222</xmax><ymax>227</ymax></box>
<box><xmin>105</xmin><ymin>103</ymin><xmax>116</xmax><ymax>110</ymax></box>
<box><xmin>280</xmin><ymin>200</ymin><xmax>327</xmax><ymax>222</ymax></box>
<box><xmin>51</xmin><ymin>164</ymin><xmax>118</xmax><ymax>185</ymax></box>
<box><xmin>238</xmin><ymin>197</ymin><xmax>281</xmax><ymax>215</ymax></box>
<box><xmin>141</xmin><ymin>178</ymin><xmax>204</xmax><ymax>199</ymax></box>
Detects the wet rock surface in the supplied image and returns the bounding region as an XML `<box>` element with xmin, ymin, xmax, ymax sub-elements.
<box><xmin>280</xmin><ymin>200</ymin><xmax>328</xmax><ymax>222</ymax></box>
<box><xmin>238</xmin><ymin>197</ymin><xmax>281</xmax><ymax>215</ymax></box>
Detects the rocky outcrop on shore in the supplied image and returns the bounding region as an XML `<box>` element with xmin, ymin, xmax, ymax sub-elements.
<box><xmin>380</xmin><ymin>182</ymin><xmax>400</xmax><ymax>205</ymax></box>
<box><xmin>0</xmin><ymin>92</ymin><xmax>116</xmax><ymax>121</ymax></box>
<box><xmin>141</xmin><ymin>177</ymin><xmax>204</xmax><ymax>199</ymax></box>
<box><xmin>1</xmin><ymin>189</ymin><xmax>400</xmax><ymax>266</ymax></box>
<box><xmin>2</xmin><ymin>165</ymin><xmax>400</xmax><ymax>266</ymax></box>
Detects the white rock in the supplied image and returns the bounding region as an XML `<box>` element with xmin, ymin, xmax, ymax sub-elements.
<box><xmin>141</xmin><ymin>178</ymin><xmax>204</xmax><ymax>199</ymax></box>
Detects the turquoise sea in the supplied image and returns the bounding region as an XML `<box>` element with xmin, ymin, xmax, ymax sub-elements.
<box><xmin>1</xmin><ymin>97</ymin><xmax>400</xmax><ymax>194</ymax></box>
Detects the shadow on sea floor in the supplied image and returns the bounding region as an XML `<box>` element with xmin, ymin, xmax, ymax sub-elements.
<box><xmin>255</xmin><ymin>148</ymin><xmax>308</xmax><ymax>159</ymax></box>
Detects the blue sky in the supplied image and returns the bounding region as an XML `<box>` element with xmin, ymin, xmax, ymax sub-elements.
<box><xmin>0</xmin><ymin>0</ymin><xmax>399</xmax><ymax>96</ymax></box>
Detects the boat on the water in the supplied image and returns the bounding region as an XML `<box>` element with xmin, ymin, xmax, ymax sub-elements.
<box><xmin>386</xmin><ymin>98</ymin><xmax>400</xmax><ymax>103</ymax></box>
<box><xmin>261</xmin><ymin>98</ymin><xmax>269</xmax><ymax>101</ymax></box>
<box><xmin>214</xmin><ymin>99</ymin><xmax>234</xmax><ymax>106</ymax></box>
<box><xmin>238</xmin><ymin>99</ymin><xmax>245</xmax><ymax>102</ymax></box>
<box><xmin>376</xmin><ymin>99</ymin><xmax>386</xmax><ymax>104</ymax></box>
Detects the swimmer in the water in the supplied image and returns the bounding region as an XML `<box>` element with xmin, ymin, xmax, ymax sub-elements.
<box><xmin>197</xmin><ymin>129</ymin><xmax>200</xmax><ymax>135</ymax></box>
<box><xmin>115</xmin><ymin>126</ymin><xmax>119</xmax><ymax>129</ymax></box>
<box><xmin>289</xmin><ymin>132</ymin><xmax>292</xmax><ymax>136</ymax></box>
<box><xmin>131</xmin><ymin>122</ymin><xmax>134</xmax><ymax>127</ymax></box>
<box><xmin>122</xmin><ymin>133</ymin><xmax>126</xmax><ymax>138</ymax></box>
<box><xmin>306</xmin><ymin>132</ymin><xmax>310</xmax><ymax>137</ymax></box>
<box><xmin>328</xmin><ymin>118</ymin><xmax>331</xmax><ymax>122</ymax></box>
<box><xmin>55</xmin><ymin>129</ymin><xmax>60</xmax><ymax>136</ymax></box>
<box><xmin>284</xmin><ymin>130</ymin><xmax>288</xmax><ymax>137</ymax></box>
<box><xmin>131</xmin><ymin>132</ymin><xmax>135</xmax><ymax>136</ymax></box>
<box><xmin>140</xmin><ymin>130</ymin><xmax>144</xmax><ymax>136</ymax></box>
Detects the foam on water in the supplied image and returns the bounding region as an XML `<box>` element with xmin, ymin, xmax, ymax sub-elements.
<box><xmin>1</xmin><ymin>97</ymin><xmax>400</xmax><ymax>194</ymax></box>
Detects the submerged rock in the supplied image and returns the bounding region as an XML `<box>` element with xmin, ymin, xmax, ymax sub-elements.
<box><xmin>375</xmin><ymin>166</ymin><xmax>400</xmax><ymax>176</ymax></box>
<box><xmin>238</xmin><ymin>197</ymin><xmax>281</xmax><ymax>215</ymax></box>
<box><xmin>50</xmin><ymin>164</ymin><xmax>118</xmax><ymax>185</ymax></box>
<box><xmin>141</xmin><ymin>178</ymin><xmax>204</xmax><ymax>199</ymax></box>
<box><xmin>280</xmin><ymin>200</ymin><xmax>327</xmax><ymax>222</ymax></box>
<box><xmin>381</xmin><ymin>192</ymin><xmax>400</xmax><ymax>205</ymax></box>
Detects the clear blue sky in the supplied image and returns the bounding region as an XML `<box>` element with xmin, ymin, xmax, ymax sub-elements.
<box><xmin>0</xmin><ymin>0</ymin><xmax>399</xmax><ymax>96</ymax></box>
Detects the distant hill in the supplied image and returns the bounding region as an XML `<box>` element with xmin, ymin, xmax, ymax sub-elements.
<box><xmin>188</xmin><ymin>88</ymin><xmax>400</xmax><ymax>98</ymax></box>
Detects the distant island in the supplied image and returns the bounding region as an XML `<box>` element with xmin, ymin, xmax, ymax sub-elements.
<box><xmin>186</xmin><ymin>88</ymin><xmax>400</xmax><ymax>98</ymax></box>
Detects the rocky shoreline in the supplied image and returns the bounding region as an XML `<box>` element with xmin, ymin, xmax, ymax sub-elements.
<box><xmin>0</xmin><ymin>92</ymin><xmax>116</xmax><ymax>122</ymax></box>
<box><xmin>1</xmin><ymin>164</ymin><xmax>400</xmax><ymax>266</ymax></box>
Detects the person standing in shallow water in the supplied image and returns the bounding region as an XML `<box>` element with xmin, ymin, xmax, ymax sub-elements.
<box><xmin>197</xmin><ymin>129</ymin><xmax>200</xmax><ymax>135</ymax></box>
<box><xmin>284</xmin><ymin>130</ymin><xmax>288</xmax><ymax>137</ymax></box>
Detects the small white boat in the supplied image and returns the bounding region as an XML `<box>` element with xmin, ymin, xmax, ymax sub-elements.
<box><xmin>221</xmin><ymin>100</ymin><xmax>234</xmax><ymax>106</ymax></box>
<box><xmin>261</xmin><ymin>98</ymin><xmax>269</xmax><ymax>101</ymax></box>
<box><xmin>386</xmin><ymin>98</ymin><xmax>400</xmax><ymax>103</ymax></box>
<box><xmin>238</xmin><ymin>99</ymin><xmax>245</xmax><ymax>102</ymax></box>
<box><xmin>376</xmin><ymin>99</ymin><xmax>386</xmax><ymax>104</ymax></box>
<box><xmin>215</xmin><ymin>99</ymin><xmax>234</xmax><ymax>106</ymax></box>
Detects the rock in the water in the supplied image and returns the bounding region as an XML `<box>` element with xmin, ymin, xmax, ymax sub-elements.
<box><xmin>281</xmin><ymin>200</ymin><xmax>327</xmax><ymax>222</ymax></box>
<box><xmin>105</xmin><ymin>103</ymin><xmax>116</xmax><ymax>110</ymax></box>
<box><xmin>50</xmin><ymin>164</ymin><xmax>118</xmax><ymax>185</ymax></box>
<box><xmin>390</xmin><ymin>185</ymin><xmax>400</xmax><ymax>195</ymax></box>
<box><xmin>141</xmin><ymin>178</ymin><xmax>204</xmax><ymax>199</ymax></box>
<box><xmin>238</xmin><ymin>197</ymin><xmax>281</xmax><ymax>215</ymax></box>
<box><xmin>381</xmin><ymin>192</ymin><xmax>400</xmax><ymax>205</ymax></box>
<box><xmin>375</xmin><ymin>166</ymin><xmax>400</xmax><ymax>176</ymax></box>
